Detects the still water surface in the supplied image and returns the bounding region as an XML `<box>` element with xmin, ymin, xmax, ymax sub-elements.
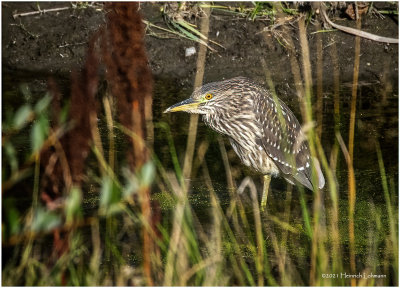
<box><xmin>2</xmin><ymin>71</ymin><xmax>398</xmax><ymax>282</ymax></box>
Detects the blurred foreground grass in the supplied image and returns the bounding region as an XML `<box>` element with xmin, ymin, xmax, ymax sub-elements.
<box><xmin>2</xmin><ymin>80</ymin><xmax>398</xmax><ymax>286</ymax></box>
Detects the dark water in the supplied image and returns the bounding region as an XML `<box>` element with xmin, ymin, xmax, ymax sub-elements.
<box><xmin>2</xmin><ymin>71</ymin><xmax>398</xmax><ymax>283</ymax></box>
<box><xmin>4</xmin><ymin>72</ymin><xmax>398</xmax><ymax>211</ymax></box>
<box><xmin>155</xmin><ymin>76</ymin><xmax>398</xmax><ymax>199</ymax></box>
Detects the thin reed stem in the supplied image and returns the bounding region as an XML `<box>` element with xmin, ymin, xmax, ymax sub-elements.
<box><xmin>330</xmin><ymin>39</ymin><xmax>341</xmax><ymax>173</ymax></box>
<box><xmin>315</xmin><ymin>21</ymin><xmax>324</xmax><ymax>139</ymax></box>
<box><xmin>347</xmin><ymin>17</ymin><xmax>362</xmax><ymax>286</ymax></box>
<box><xmin>375</xmin><ymin>140</ymin><xmax>398</xmax><ymax>283</ymax></box>
<box><xmin>182</xmin><ymin>6</ymin><xmax>210</xmax><ymax>192</ymax></box>
<box><xmin>103</xmin><ymin>94</ymin><xmax>115</xmax><ymax>171</ymax></box>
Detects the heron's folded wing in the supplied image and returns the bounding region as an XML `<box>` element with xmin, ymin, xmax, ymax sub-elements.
<box><xmin>254</xmin><ymin>94</ymin><xmax>315</xmax><ymax>190</ymax></box>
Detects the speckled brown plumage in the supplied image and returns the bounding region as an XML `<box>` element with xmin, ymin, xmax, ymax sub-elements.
<box><xmin>166</xmin><ymin>76</ymin><xmax>325</xmax><ymax>190</ymax></box>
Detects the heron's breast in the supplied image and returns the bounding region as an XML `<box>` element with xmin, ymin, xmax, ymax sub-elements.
<box><xmin>203</xmin><ymin>114</ymin><xmax>260</xmax><ymax>143</ymax></box>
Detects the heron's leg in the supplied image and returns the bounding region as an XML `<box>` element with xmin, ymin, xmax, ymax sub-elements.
<box><xmin>261</xmin><ymin>174</ymin><xmax>271</xmax><ymax>211</ymax></box>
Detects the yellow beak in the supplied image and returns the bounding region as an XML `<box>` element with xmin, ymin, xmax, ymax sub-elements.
<box><xmin>164</xmin><ymin>98</ymin><xmax>200</xmax><ymax>113</ymax></box>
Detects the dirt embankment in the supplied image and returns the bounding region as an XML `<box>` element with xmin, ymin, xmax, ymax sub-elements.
<box><xmin>2</xmin><ymin>2</ymin><xmax>398</xmax><ymax>91</ymax></box>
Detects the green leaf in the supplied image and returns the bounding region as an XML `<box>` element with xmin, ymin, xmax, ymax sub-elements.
<box><xmin>59</xmin><ymin>101</ymin><xmax>70</xmax><ymax>124</ymax></box>
<box><xmin>176</xmin><ymin>20</ymin><xmax>206</xmax><ymax>40</ymax></box>
<box><xmin>140</xmin><ymin>161</ymin><xmax>155</xmax><ymax>187</ymax></box>
<box><xmin>100</xmin><ymin>177</ymin><xmax>122</xmax><ymax>211</ymax></box>
<box><xmin>39</xmin><ymin>113</ymin><xmax>50</xmax><ymax>135</ymax></box>
<box><xmin>31</xmin><ymin>207</ymin><xmax>62</xmax><ymax>232</ymax></box>
<box><xmin>34</xmin><ymin>94</ymin><xmax>52</xmax><ymax>114</ymax></box>
<box><xmin>30</xmin><ymin>115</ymin><xmax>49</xmax><ymax>152</ymax></box>
<box><xmin>3</xmin><ymin>199</ymin><xmax>21</xmax><ymax>237</ymax></box>
<box><xmin>65</xmin><ymin>186</ymin><xmax>82</xmax><ymax>225</ymax></box>
<box><xmin>121</xmin><ymin>161</ymin><xmax>155</xmax><ymax>199</ymax></box>
<box><xmin>4</xmin><ymin>142</ymin><xmax>18</xmax><ymax>173</ymax></box>
<box><xmin>13</xmin><ymin>104</ymin><xmax>32</xmax><ymax>129</ymax></box>
<box><xmin>122</xmin><ymin>168</ymin><xmax>139</xmax><ymax>198</ymax></box>
<box><xmin>7</xmin><ymin>207</ymin><xmax>21</xmax><ymax>236</ymax></box>
<box><xmin>31</xmin><ymin>121</ymin><xmax>44</xmax><ymax>152</ymax></box>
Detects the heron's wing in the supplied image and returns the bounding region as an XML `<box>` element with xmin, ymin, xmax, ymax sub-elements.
<box><xmin>254</xmin><ymin>93</ymin><xmax>316</xmax><ymax>190</ymax></box>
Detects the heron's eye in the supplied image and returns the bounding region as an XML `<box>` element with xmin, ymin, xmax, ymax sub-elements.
<box><xmin>205</xmin><ymin>93</ymin><xmax>213</xmax><ymax>100</ymax></box>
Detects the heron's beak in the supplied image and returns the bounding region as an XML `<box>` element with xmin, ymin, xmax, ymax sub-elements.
<box><xmin>164</xmin><ymin>98</ymin><xmax>200</xmax><ymax>113</ymax></box>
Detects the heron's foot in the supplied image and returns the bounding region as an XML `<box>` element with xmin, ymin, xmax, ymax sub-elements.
<box><xmin>261</xmin><ymin>174</ymin><xmax>271</xmax><ymax>211</ymax></box>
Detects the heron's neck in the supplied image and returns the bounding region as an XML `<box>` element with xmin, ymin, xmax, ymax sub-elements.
<box><xmin>202</xmin><ymin>110</ymin><xmax>259</xmax><ymax>142</ymax></box>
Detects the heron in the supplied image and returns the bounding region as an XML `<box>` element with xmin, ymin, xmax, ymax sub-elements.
<box><xmin>164</xmin><ymin>76</ymin><xmax>325</xmax><ymax>208</ymax></box>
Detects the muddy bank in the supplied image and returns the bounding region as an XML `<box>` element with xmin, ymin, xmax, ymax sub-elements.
<box><xmin>2</xmin><ymin>2</ymin><xmax>398</xmax><ymax>88</ymax></box>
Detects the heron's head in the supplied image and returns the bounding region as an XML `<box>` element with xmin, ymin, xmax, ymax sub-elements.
<box><xmin>164</xmin><ymin>77</ymin><xmax>254</xmax><ymax>115</ymax></box>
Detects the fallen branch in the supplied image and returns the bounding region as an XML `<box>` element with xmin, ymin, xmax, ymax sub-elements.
<box><xmin>12</xmin><ymin>3</ymin><xmax>103</xmax><ymax>19</ymax></box>
<box><xmin>13</xmin><ymin>6</ymin><xmax>71</xmax><ymax>19</ymax></box>
<box><xmin>320</xmin><ymin>4</ymin><xmax>398</xmax><ymax>44</ymax></box>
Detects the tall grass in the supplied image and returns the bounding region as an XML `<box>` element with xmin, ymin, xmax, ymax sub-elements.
<box><xmin>2</xmin><ymin>77</ymin><xmax>398</xmax><ymax>286</ymax></box>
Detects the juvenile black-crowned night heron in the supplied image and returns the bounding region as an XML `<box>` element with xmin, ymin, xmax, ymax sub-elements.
<box><xmin>164</xmin><ymin>77</ymin><xmax>325</xmax><ymax>207</ymax></box>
